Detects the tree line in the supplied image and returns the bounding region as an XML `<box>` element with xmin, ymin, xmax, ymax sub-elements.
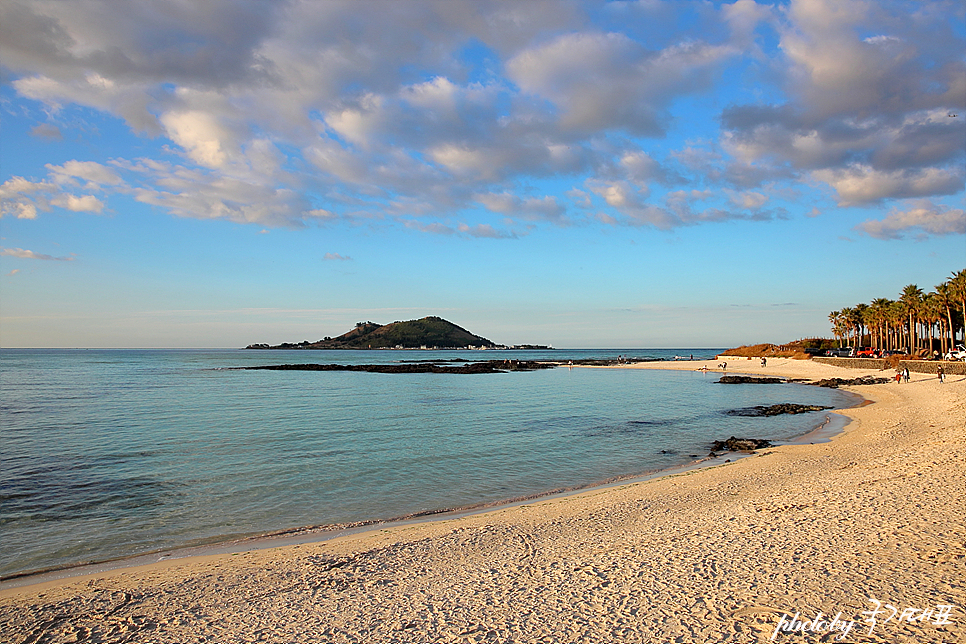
<box><xmin>828</xmin><ymin>269</ymin><xmax>966</xmax><ymax>356</ymax></box>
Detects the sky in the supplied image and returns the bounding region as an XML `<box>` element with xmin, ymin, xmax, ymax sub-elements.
<box><xmin>1</xmin><ymin>0</ymin><xmax>964</xmax><ymax>349</ymax></box>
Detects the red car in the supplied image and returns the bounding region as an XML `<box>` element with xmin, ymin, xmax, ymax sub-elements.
<box><xmin>855</xmin><ymin>347</ymin><xmax>878</xmax><ymax>358</ymax></box>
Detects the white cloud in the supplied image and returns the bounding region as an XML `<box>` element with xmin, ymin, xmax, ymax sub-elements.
<box><xmin>457</xmin><ymin>223</ymin><xmax>517</xmax><ymax>239</ymax></box>
<box><xmin>160</xmin><ymin>110</ymin><xmax>233</xmax><ymax>168</ymax></box>
<box><xmin>1</xmin><ymin>247</ymin><xmax>75</xmax><ymax>261</ymax></box>
<box><xmin>813</xmin><ymin>165</ymin><xmax>964</xmax><ymax>206</ymax></box>
<box><xmin>856</xmin><ymin>200</ymin><xmax>966</xmax><ymax>239</ymax></box>
<box><xmin>728</xmin><ymin>190</ymin><xmax>768</xmax><ymax>210</ymax></box>
<box><xmin>716</xmin><ymin>0</ymin><xmax>965</xmax><ymax>203</ymax></box>
<box><xmin>0</xmin><ymin>0</ymin><xmax>961</xmax><ymax>235</ymax></box>
<box><xmin>1</xmin><ymin>174</ymin><xmax>108</xmax><ymax>217</ymax></box>
<box><xmin>46</xmin><ymin>160</ymin><xmax>123</xmax><ymax>187</ymax></box>
<box><xmin>50</xmin><ymin>194</ymin><xmax>104</xmax><ymax>213</ymax></box>
<box><xmin>474</xmin><ymin>192</ymin><xmax>567</xmax><ymax>224</ymax></box>
<box><xmin>507</xmin><ymin>31</ymin><xmax>734</xmax><ymax>135</ymax></box>
<box><xmin>323</xmin><ymin>253</ymin><xmax>352</xmax><ymax>261</ymax></box>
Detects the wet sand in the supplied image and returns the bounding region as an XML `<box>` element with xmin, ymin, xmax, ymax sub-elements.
<box><xmin>2</xmin><ymin>358</ymin><xmax>963</xmax><ymax>643</ymax></box>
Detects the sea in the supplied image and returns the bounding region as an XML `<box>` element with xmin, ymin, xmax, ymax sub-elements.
<box><xmin>0</xmin><ymin>348</ymin><xmax>856</xmax><ymax>579</ymax></box>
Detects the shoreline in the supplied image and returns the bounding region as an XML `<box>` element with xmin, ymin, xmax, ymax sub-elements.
<box><xmin>3</xmin><ymin>358</ymin><xmax>963</xmax><ymax>643</ymax></box>
<box><xmin>1</xmin><ymin>363</ymin><xmax>858</xmax><ymax>590</ymax></box>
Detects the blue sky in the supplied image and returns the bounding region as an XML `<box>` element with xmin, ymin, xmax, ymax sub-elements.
<box><xmin>1</xmin><ymin>0</ymin><xmax>964</xmax><ymax>348</ymax></box>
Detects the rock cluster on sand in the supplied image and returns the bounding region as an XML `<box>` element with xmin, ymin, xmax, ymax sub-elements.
<box><xmin>810</xmin><ymin>375</ymin><xmax>892</xmax><ymax>388</ymax></box>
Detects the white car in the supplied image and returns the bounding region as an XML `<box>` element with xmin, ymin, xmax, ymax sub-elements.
<box><xmin>944</xmin><ymin>345</ymin><xmax>966</xmax><ymax>361</ymax></box>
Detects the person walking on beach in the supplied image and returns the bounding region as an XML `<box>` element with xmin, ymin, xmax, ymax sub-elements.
<box><xmin>895</xmin><ymin>370</ymin><xmax>903</xmax><ymax>384</ymax></box>
<box><xmin>903</xmin><ymin>367</ymin><xmax>910</xmax><ymax>383</ymax></box>
<box><xmin>938</xmin><ymin>365</ymin><xmax>945</xmax><ymax>384</ymax></box>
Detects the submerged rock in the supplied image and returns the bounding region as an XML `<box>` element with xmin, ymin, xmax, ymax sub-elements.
<box><xmin>726</xmin><ymin>403</ymin><xmax>833</xmax><ymax>417</ymax></box>
<box><xmin>240</xmin><ymin>360</ymin><xmax>555</xmax><ymax>374</ymax></box>
<box><xmin>710</xmin><ymin>436</ymin><xmax>773</xmax><ymax>452</ymax></box>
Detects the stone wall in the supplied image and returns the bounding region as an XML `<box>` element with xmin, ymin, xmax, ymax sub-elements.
<box><xmin>812</xmin><ymin>356</ymin><xmax>966</xmax><ymax>375</ymax></box>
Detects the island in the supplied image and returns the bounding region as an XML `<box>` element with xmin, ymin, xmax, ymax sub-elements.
<box><xmin>245</xmin><ymin>316</ymin><xmax>552</xmax><ymax>350</ymax></box>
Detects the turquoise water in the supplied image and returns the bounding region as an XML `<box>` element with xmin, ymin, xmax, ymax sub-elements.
<box><xmin>0</xmin><ymin>349</ymin><xmax>853</xmax><ymax>577</ymax></box>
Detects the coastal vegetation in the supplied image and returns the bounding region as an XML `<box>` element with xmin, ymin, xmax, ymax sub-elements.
<box><xmin>827</xmin><ymin>269</ymin><xmax>966</xmax><ymax>356</ymax></box>
<box><xmin>719</xmin><ymin>340</ymin><xmax>833</xmax><ymax>359</ymax></box>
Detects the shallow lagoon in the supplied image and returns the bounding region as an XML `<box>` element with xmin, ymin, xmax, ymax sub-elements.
<box><xmin>0</xmin><ymin>349</ymin><xmax>853</xmax><ymax>577</ymax></box>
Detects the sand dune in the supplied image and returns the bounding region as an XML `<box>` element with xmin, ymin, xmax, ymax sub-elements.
<box><xmin>2</xmin><ymin>358</ymin><xmax>963</xmax><ymax>643</ymax></box>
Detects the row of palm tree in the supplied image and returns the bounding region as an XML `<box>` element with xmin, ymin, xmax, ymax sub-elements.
<box><xmin>828</xmin><ymin>269</ymin><xmax>966</xmax><ymax>356</ymax></box>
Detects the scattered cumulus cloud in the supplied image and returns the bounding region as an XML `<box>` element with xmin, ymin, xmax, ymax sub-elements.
<box><xmin>0</xmin><ymin>0</ymin><xmax>961</xmax><ymax>238</ymax></box>
<box><xmin>323</xmin><ymin>252</ymin><xmax>352</xmax><ymax>261</ymax></box>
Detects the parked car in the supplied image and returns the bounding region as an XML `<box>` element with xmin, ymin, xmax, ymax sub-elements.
<box><xmin>827</xmin><ymin>347</ymin><xmax>853</xmax><ymax>357</ymax></box>
<box><xmin>855</xmin><ymin>347</ymin><xmax>878</xmax><ymax>358</ymax></box>
<box><xmin>944</xmin><ymin>345</ymin><xmax>966</xmax><ymax>361</ymax></box>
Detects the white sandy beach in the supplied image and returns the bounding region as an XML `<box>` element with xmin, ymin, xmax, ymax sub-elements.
<box><xmin>1</xmin><ymin>358</ymin><xmax>963</xmax><ymax>643</ymax></box>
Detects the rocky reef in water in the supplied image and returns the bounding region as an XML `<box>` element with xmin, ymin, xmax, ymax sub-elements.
<box><xmin>717</xmin><ymin>375</ymin><xmax>786</xmax><ymax>384</ymax></box>
<box><xmin>239</xmin><ymin>360</ymin><xmax>555</xmax><ymax>374</ymax></box>
<box><xmin>726</xmin><ymin>403</ymin><xmax>833</xmax><ymax>417</ymax></box>
<box><xmin>709</xmin><ymin>436</ymin><xmax>773</xmax><ymax>452</ymax></box>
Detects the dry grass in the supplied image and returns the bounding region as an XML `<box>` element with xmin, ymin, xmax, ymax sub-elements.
<box><xmin>718</xmin><ymin>344</ymin><xmax>812</xmax><ymax>360</ymax></box>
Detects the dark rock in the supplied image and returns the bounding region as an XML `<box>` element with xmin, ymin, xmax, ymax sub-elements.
<box><xmin>717</xmin><ymin>376</ymin><xmax>785</xmax><ymax>384</ymax></box>
<box><xmin>710</xmin><ymin>436</ymin><xmax>773</xmax><ymax>452</ymax></box>
<box><xmin>811</xmin><ymin>376</ymin><xmax>892</xmax><ymax>388</ymax></box>
<box><xmin>726</xmin><ymin>403</ymin><xmax>833</xmax><ymax>417</ymax></box>
<box><xmin>240</xmin><ymin>360</ymin><xmax>556</xmax><ymax>374</ymax></box>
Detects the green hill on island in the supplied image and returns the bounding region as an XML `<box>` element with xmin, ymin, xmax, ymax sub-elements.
<box><xmin>247</xmin><ymin>316</ymin><xmax>498</xmax><ymax>350</ymax></box>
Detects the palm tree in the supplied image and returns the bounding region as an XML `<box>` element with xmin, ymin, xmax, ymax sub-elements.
<box><xmin>887</xmin><ymin>300</ymin><xmax>905</xmax><ymax>352</ymax></box>
<box><xmin>828</xmin><ymin>310</ymin><xmax>846</xmax><ymax>348</ymax></box>
<box><xmin>935</xmin><ymin>283</ymin><xmax>955</xmax><ymax>354</ymax></box>
<box><xmin>900</xmin><ymin>284</ymin><xmax>923</xmax><ymax>354</ymax></box>
<box><xmin>921</xmin><ymin>292</ymin><xmax>942</xmax><ymax>357</ymax></box>
<box><xmin>950</xmin><ymin>269</ymin><xmax>966</xmax><ymax>344</ymax></box>
<box><xmin>870</xmin><ymin>298</ymin><xmax>891</xmax><ymax>350</ymax></box>
<box><xmin>854</xmin><ymin>303</ymin><xmax>869</xmax><ymax>347</ymax></box>
<box><xmin>841</xmin><ymin>306</ymin><xmax>857</xmax><ymax>347</ymax></box>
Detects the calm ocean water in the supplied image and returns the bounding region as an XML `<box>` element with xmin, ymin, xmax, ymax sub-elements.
<box><xmin>0</xmin><ymin>349</ymin><xmax>854</xmax><ymax>578</ymax></box>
